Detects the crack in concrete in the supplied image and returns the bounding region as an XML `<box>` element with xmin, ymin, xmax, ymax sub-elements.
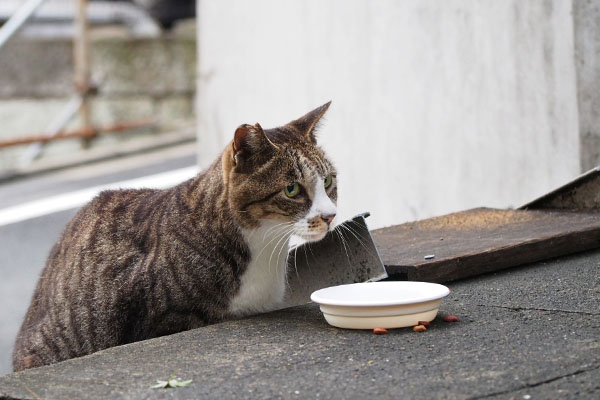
<box><xmin>472</xmin><ymin>304</ymin><xmax>600</xmax><ymax>316</ymax></box>
<box><xmin>467</xmin><ymin>364</ymin><xmax>600</xmax><ymax>399</ymax></box>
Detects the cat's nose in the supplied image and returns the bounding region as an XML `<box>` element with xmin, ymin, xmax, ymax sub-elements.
<box><xmin>320</xmin><ymin>214</ymin><xmax>336</xmax><ymax>225</ymax></box>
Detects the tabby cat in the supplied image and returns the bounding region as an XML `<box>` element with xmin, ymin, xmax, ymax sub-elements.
<box><xmin>13</xmin><ymin>102</ymin><xmax>337</xmax><ymax>371</ymax></box>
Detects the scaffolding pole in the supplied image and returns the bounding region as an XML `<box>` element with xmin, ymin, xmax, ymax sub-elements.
<box><xmin>74</xmin><ymin>0</ymin><xmax>93</xmax><ymax>148</ymax></box>
<box><xmin>0</xmin><ymin>0</ymin><xmax>45</xmax><ymax>50</ymax></box>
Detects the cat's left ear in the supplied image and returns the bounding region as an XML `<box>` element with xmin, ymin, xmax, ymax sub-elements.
<box><xmin>232</xmin><ymin>123</ymin><xmax>278</xmax><ymax>167</ymax></box>
<box><xmin>288</xmin><ymin>101</ymin><xmax>331</xmax><ymax>143</ymax></box>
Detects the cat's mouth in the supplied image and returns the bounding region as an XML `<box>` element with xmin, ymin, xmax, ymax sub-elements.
<box><xmin>292</xmin><ymin>213</ymin><xmax>336</xmax><ymax>243</ymax></box>
<box><xmin>294</xmin><ymin>225</ymin><xmax>332</xmax><ymax>242</ymax></box>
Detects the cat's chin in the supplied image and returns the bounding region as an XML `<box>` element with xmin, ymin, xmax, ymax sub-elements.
<box><xmin>297</xmin><ymin>230</ymin><xmax>329</xmax><ymax>243</ymax></box>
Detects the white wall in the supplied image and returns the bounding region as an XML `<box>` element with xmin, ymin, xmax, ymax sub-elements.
<box><xmin>196</xmin><ymin>0</ymin><xmax>581</xmax><ymax>229</ymax></box>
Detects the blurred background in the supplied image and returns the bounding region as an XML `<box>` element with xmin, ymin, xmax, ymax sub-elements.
<box><xmin>0</xmin><ymin>0</ymin><xmax>598</xmax><ymax>375</ymax></box>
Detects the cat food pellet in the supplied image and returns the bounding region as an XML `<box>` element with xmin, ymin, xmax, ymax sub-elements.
<box><xmin>373</xmin><ymin>328</ymin><xmax>388</xmax><ymax>335</ymax></box>
<box><xmin>417</xmin><ymin>320</ymin><xmax>430</xmax><ymax>327</ymax></box>
<box><xmin>413</xmin><ymin>325</ymin><xmax>427</xmax><ymax>332</ymax></box>
<box><xmin>443</xmin><ymin>315</ymin><xmax>460</xmax><ymax>322</ymax></box>
<box><xmin>424</xmin><ymin>254</ymin><xmax>435</xmax><ymax>260</ymax></box>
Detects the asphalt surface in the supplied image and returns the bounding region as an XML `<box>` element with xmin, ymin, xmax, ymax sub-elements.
<box><xmin>0</xmin><ymin>248</ymin><xmax>598</xmax><ymax>399</ymax></box>
<box><xmin>0</xmin><ymin>142</ymin><xmax>197</xmax><ymax>375</ymax></box>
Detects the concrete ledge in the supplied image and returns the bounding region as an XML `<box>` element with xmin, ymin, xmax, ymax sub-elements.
<box><xmin>0</xmin><ymin>127</ymin><xmax>196</xmax><ymax>183</ymax></box>
<box><xmin>1</xmin><ymin>250</ymin><xmax>598</xmax><ymax>399</ymax></box>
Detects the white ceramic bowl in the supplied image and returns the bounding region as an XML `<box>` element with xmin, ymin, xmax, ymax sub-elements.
<box><xmin>310</xmin><ymin>281</ymin><xmax>450</xmax><ymax>329</ymax></box>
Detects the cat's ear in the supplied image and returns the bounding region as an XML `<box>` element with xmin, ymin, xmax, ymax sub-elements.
<box><xmin>232</xmin><ymin>123</ymin><xmax>278</xmax><ymax>167</ymax></box>
<box><xmin>288</xmin><ymin>101</ymin><xmax>331</xmax><ymax>143</ymax></box>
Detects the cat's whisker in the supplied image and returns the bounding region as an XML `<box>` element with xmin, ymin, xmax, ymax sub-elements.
<box><xmin>282</xmin><ymin>233</ymin><xmax>297</xmax><ymax>285</ymax></box>
<box><xmin>276</xmin><ymin>230</ymin><xmax>294</xmax><ymax>272</ymax></box>
<box><xmin>255</xmin><ymin>224</ymin><xmax>294</xmax><ymax>261</ymax></box>
<box><xmin>341</xmin><ymin>223</ymin><xmax>381</xmax><ymax>261</ymax></box>
<box><xmin>268</xmin><ymin>228</ymin><xmax>293</xmax><ymax>275</ymax></box>
<box><xmin>262</xmin><ymin>222</ymin><xmax>293</xmax><ymax>242</ymax></box>
<box><xmin>262</xmin><ymin>223</ymin><xmax>294</xmax><ymax>247</ymax></box>
<box><xmin>282</xmin><ymin>240</ymin><xmax>300</xmax><ymax>291</ymax></box>
<box><xmin>268</xmin><ymin>230</ymin><xmax>288</xmax><ymax>273</ymax></box>
<box><xmin>341</xmin><ymin>222</ymin><xmax>371</xmax><ymax>252</ymax></box>
<box><xmin>282</xmin><ymin>244</ymin><xmax>291</xmax><ymax>290</ymax></box>
<box><xmin>302</xmin><ymin>239</ymin><xmax>310</xmax><ymax>267</ymax></box>
<box><xmin>293</xmin><ymin>245</ymin><xmax>300</xmax><ymax>282</ymax></box>
<box><xmin>335</xmin><ymin>228</ymin><xmax>352</xmax><ymax>267</ymax></box>
<box><xmin>306</xmin><ymin>240</ymin><xmax>316</xmax><ymax>258</ymax></box>
<box><xmin>346</xmin><ymin>220</ymin><xmax>369</xmax><ymax>238</ymax></box>
<box><xmin>262</xmin><ymin>221</ymin><xmax>294</xmax><ymax>241</ymax></box>
<box><xmin>339</xmin><ymin>226</ymin><xmax>371</xmax><ymax>259</ymax></box>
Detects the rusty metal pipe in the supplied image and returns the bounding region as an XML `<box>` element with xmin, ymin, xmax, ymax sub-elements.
<box><xmin>0</xmin><ymin>119</ymin><xmax>156</xmax><ymax>149</ymax></box>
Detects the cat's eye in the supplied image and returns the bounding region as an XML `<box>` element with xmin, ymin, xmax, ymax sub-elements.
<box><xmin>324</xmin><ymin>175</ymin><xmax>333</xmax><ymax>189</ymax></box>
<box><xmin>284</xmin><ymin>183</ymin><xmax>300</xmax><ymax>198</ymax></box>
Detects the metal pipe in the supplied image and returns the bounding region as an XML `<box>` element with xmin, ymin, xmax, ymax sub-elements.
<box><xmin>0</xmin><ymin>119</ymin><xmax>157</xmax><ymax>149</ymax></box>
<box><xmin>0</xmin><ymin>0</ymin><xmax>45</xmax><ymax>50</ymax></box>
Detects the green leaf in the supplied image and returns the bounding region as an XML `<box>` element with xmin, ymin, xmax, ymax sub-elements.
<box><xmin>151</xmin><ymin>375</ymin><xmax>192</xmax><ymax>389</ymax></box>
<box><xmin>151</xmin><ymin>380</ymin><xmax>169</xmax><ymax>389</ymax></box>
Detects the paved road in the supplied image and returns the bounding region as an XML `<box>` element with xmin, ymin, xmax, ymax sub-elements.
<box><xmin>0</xmin><ymin>143</ymin><xmax>197</xmax><ymax>375</ymax></box>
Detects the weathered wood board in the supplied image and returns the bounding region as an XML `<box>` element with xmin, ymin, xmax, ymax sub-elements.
<box><xmin>371</xmin><ymin>208</ymin><xmax>600</xmax><ymax>282</ymax></box>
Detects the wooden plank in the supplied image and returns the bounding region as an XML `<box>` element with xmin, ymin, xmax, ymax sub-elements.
<box><xmin>371</xmin><ymin>208</ymin><xmax>600</xmax><ymax>282</ymax></box>
<box><xmin>520</xmin><ymin>166</ymin><xmax>600</xmax><ymax>211</ymax></box>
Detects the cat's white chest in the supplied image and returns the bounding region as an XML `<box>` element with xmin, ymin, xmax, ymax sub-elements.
<box><xmin>228</xmin><ymin>222</ymin><xmax>290</xmax><ymax>317</ymax></box>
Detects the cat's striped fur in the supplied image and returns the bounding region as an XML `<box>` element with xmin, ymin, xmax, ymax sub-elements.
<box><xmin>13</xmin><ymin>102</ymin><xmax>337</xmax><ymax>371</ymax></box>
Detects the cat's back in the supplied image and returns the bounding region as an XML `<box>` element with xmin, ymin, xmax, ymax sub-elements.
<box><xmin>13</xmin><ymin>186</ymin><xmax>173</xmax><ymax>370</ymax></box>
<box><xmin>21</xmin><ymin>187</ymin><xmax>165</xmax><ymax>319</ymax></box>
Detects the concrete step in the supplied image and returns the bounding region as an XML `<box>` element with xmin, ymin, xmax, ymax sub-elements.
<box><xmin>1</xmin><ymin>249</ymin><xmax>598</xmax><ymax>398</ymax></box>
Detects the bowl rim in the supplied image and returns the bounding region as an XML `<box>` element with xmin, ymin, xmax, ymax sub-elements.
<box><xmin>310</xmin><ymin>281</ymin><xmax>450</xmax><ymax>307</ymax></box>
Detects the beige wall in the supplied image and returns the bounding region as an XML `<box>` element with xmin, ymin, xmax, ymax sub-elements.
<box><xmin>196</xmin><ymin>0</ymin><xmax>582</xmax><ymax>229</ymax></box>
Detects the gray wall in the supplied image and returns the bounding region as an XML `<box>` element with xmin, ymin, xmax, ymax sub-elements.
<box><xmin>196</xmin><ymin>0</ymin><xmax>594</xmax><ymax>229</ymax></box>
<box><xmin>573</xmin><ymin>0</ymin><xmax>600</xmax><ymax>172</ymax></box>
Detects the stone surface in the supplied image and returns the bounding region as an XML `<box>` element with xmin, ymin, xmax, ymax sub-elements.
<box><xmin>484</xmin><ymin>368</ymin><xmax>600</xmax><ymax>400</ymax></box>
<box><xmin>453</xmin><ymin>250</ymin><xmax>600</xmax><ymax>315</ymax></box>
<box><xmin>1</xmin><ymin>249</ymin><xmax>598</xmax><ymax>399</ymax></box>
<box><xmin>0</xmin><ymin>37</ymin><xmax>195</xmax><ymax>99</ymax></box>
<box><xmin>0</xmin><ymin>100</ymin><xmax>72</xmax><ymax>139</ymax></box>
<box><xmin>156</xmin><ymin>95</ymin><xmax>195</xmax><ymax>129</ymax></box>
<box><xmin>0</xmin><ymin>40</ymin><xmax>73</xmax><ymax>98</ymax></box>
<box><xmin>93</xmin><ymin>38</ymin><xmax>196</xmax><ymax>97</ymax></box>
